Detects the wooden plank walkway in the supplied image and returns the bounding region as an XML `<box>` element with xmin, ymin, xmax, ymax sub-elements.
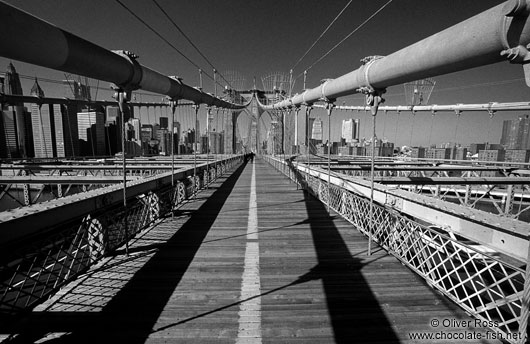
<box><xmin>2</xmin><ymin>158</ymin><xmax>502</xmax><ymax>343</ymax></box>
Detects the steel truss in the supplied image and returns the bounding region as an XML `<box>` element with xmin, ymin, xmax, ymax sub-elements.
<box><xmin>333</xmin><ymin>166</ymin><xmax>530</xmax><ymax>220</ymax></box>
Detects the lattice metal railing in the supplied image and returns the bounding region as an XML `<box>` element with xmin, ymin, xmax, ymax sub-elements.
<box><xmin>264</xmin><ymin>155</ymin><xmax>528</xmax><ymax>344</ymax></box>
<box><xmin>0</xmin><ymin>157</ymin><xmax>243</xmax><ymax>315</ymax></box>
<box><xmin>332</xmin><ymin>168</ymin><xmax>530</xmax><ymax>220</ymax></box>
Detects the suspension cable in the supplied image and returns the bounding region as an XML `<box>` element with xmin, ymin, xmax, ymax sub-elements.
<box><xmin>112</xmin><ymin>0</ymin><xmax>216</xmax><ymax>82</ymax></box>
<box><xmin>296</xmin><ymin>0</ymin><xmax>393</xmax><ymax>80</ymax></box>
<box><xmin>150</xmin><ymin>0</ymin><xmax>234</xmax><ymax>89</ymax></box>
<box><xmin>291</xmin><ymin>0</ymin><xmax>354</xmax><ymax>72</ymax></box>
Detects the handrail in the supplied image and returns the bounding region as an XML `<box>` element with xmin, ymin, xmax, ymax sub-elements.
<box><xmin>0</xmin><ymin>155</ymin><xmax>243</xmax><ymax>245</ymax></box>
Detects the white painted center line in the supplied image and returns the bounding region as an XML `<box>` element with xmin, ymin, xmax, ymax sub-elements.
<box><xmin>236</xmin><ymin>162</ymin><xmax>261</xmax><ymax>344</ymax></box>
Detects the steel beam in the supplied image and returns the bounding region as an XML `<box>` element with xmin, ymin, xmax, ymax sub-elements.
<box><xmin>0</xmin><ymin>165</ymin><xmax>190</xmax><ymax>171</ymax></box>
<box><xmin>370</xmin><ymin>176</ymin><xmax>530</xmax><ymax>185</ymax></box>
<box><xmin>0</xmin><ymin>176</ymin><xmax>140</xmax><ymax>184</ymax></box>
<box><xmin>331</xmin><ymin>166</ymin><xmax>515</xmax><ymax>172</ymax></box>
<box><xmin>315</xmin><ymin>102</ymin><xmax>530</xmax><ymax>113</ymax></box>
<box><xmin>0</xmin><ymin>3</ymin><xmax>246</xmax><ymax>109</ymax></box>
<box><xmin>264</xmin><ymin>0</ymin><xmax>530</xmax><ymax>109</ymax></box>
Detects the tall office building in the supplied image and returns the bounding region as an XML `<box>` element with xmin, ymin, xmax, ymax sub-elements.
<box><xmin>141</xmin><ymin>124</ymin><xmax>153</xmax><ymax>142</ymax></box>
<box><xmin>129</xmin><ymin>118</ymin><xmax>141</xmax><ymax>141</ymax></box>
<box><xmin>342</xmin><ymin>118</ymin><xmax>360</xmax><ymax>143</ymax></box>
<box><xmin>152</xmin><ymin>123</ymin><xmax>160</xmax><ymax>141</ymax></box>
<box><xmin>105</xmin><ymin>106</ymin><xmax>120</xmax><ymax>155</ymax></box>
<box><xmin>307</xmin><ymin>118</ymin><xmax>315</xmax><ymax>141</ymax></box>
<box><xmin>31</xmin><ymin>103</ymin><xmax>60</xmax><ymax>158</ymax></box>
<box><xmin>52</xmin><ymin>104</ymin><xmax>66</xmax><ymax>157</ymax></box>
<box><xmin>500</xmin><ymin>115</ymin><xmax>530</xmax><ymax>149</ymax></box>
<box><xmin>157</xmin><ymin>128</ymin><xmax>170</xmax><ymax>155</ymax></box>
<box><xmin>106</xmin><ymin>106</ymin><xmax>119</xmax><ymax>125</ymax></box>
<box><xmin>312</xmin><ymin>118</ymin><xmax>323</xmax><ymax>140</ymax></box>
<box><xmin>173</xmin><ymin>121</ymin><xmax>181</xmax><ymax>154</ymax></box>
<box><xmin>223</xmin><ymin>111</ymin><xmax>236</xmax><ymax>154</ymax></box>
<box><xmin>2</xmin><ymin>63</ymin><xmax>31</xmax><ymax>158</ymax></box>
<box><xmin>1</xmin><ymin>109</ymin><xmax>18</xmax><ymax>158</ymax></box>
<box><xmin>60</xmin><ymin>103</ymin><xmax>80</xmax><ymax>157</ymax></box>
<box><xmin>159</xmin><ymin>116</ymin><xmax>168</xmax><ymax>129</ymax></box>
<box><xmin>29</xmin><ymin>80</ymin><xmax>58</xmax><ymax>158</ymax></box>
<box><xmin>77</xmin><ymin>111</ymin><xmax>105</xmax><ymax>156</ymax></box>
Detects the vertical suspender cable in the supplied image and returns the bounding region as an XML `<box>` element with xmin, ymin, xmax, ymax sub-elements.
<box><xmin>327</xmin><ymin>105</ymin><xmax>333</xmax><ymax>213</ymax></box>
<box><xmin>117</xmin><ymin>91</ymin><xmax>129</xmax><ymax>255</ymax></box>
<box><xmin>368</xmin><ymin>112</ymin><xmax>376</xmax><ymax>256</ymax></box>
<box><xmin>193</xmin><ymin>104</ymin><xmax>199</xmax><ymax>197</ymax></box>
<box><xmin>170</xmin><ymin>100</ymin><xmax>176</xmax><ymax>218</ymax></box>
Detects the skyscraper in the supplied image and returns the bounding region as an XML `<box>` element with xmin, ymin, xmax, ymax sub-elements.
<box><xmin>106</xmin><ymin>106</ymin><xmax>119</xmax><ymax>125</ymax></box>
<box><xmin>105</xmin><ymin>106</ymin><xmax>120</xmax><ymax>155</ymax></box>
<box><xmin>342</xmin><ymin>118</ymin><xmax>360</xmax><ymax>143</ymax></box>
<box><xmin>77</xmin><ymin>111</ymin><xmax>105</xmax><ymax>156</ymax></box>
<box><xmin>31</xmin><ymin>103</ymin><xmax>59</xmax><ymax>158</ymax></box>
<box><xmin>2</xmin><ymin>63</ymin><xmax>29</xmax><ymax>158</ymax></box>
<box><xmin>60</xmin><ymin>103</ymin><xmax>80</xmax><ymax>157</ymax></box>
<box><xmin>159</xmin><ymin>116</ymin><xmax>168</xmax><ymax>129</ymax></box>
<box><xmin>1</xmin><ymin>110</ymin><xmax>18</xmax><ymax>157</ymax></box>
<box><xmin>500</xmin><ymin>115</ymin><xmax>530</xmax><ymax>149</ymax></box>
<box><xmin>312</xmin><ymin>118</ymin><xmax>323</xmax><ymax>140</ymax></box>
<box><xmin>29</xmin><ymin>80</ymin><xmax>59</xmax><ymax>158</ymax></box>
<box><xmin>129</xmin><ymin>118</ymin><xmax>141</xmax><ymax>142</ymax></box>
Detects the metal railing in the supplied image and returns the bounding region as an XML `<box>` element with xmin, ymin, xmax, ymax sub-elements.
<box><xmin>331</xmin><ymin>165</ymin><xmax>530</xmax><ymax>221</ymax></box>
<box><xmin>0</xmin><ymin>155</ymin><xmax>243</xmax><ymax>315</ymax></box>
<box><xmin>264</xmin><ymin>155</ymin><xmax>528</xmax><ymax>344</ymax></box>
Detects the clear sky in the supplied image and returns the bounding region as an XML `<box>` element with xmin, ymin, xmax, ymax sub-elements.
<box><xmin>1</xmin><ymin>0</ymin><xmax>528</xmax><ymax>147</ymax></box>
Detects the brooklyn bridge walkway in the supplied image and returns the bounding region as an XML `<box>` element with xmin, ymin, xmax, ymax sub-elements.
<box><xmin>5</xmin><ymin>159</ymin><xmax>501</xmax><ymax>343</ymax></box>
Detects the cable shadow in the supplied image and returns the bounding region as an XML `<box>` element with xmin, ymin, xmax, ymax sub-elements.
<box><xmin>4</xmin><ymin>162</ymin><xmax>249</xmax><ymax>344</ymax></box>
<box><xmin>301</xmin><ymin>189</ymin><xmax>400</xmax><ymax>343</ymax></box>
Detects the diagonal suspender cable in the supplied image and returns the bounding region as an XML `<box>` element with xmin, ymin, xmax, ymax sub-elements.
<box><xmin>112</xmin><ymin>0</ymin><xmax>215</xmax><ymax>82</ymax></box>
<box><xmin>295</xmin><ymin>0</ymin><xmax>393</xmax><ymax>80</ymax></box>
<box><xmin>291</xmin><ymin>0</ymin><xmax>353</xmax><ymax>72</ymax></box>
<box><xmin>151</xmin><ymin>0</ymin><xmax>234</xmax><ymax>90</ymax></box>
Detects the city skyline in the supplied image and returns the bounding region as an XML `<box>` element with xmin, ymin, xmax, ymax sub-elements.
<box><xmin>0</xmin><ymin>0</ymin><xmax>528</xmax><ymax>148</ymax></box>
